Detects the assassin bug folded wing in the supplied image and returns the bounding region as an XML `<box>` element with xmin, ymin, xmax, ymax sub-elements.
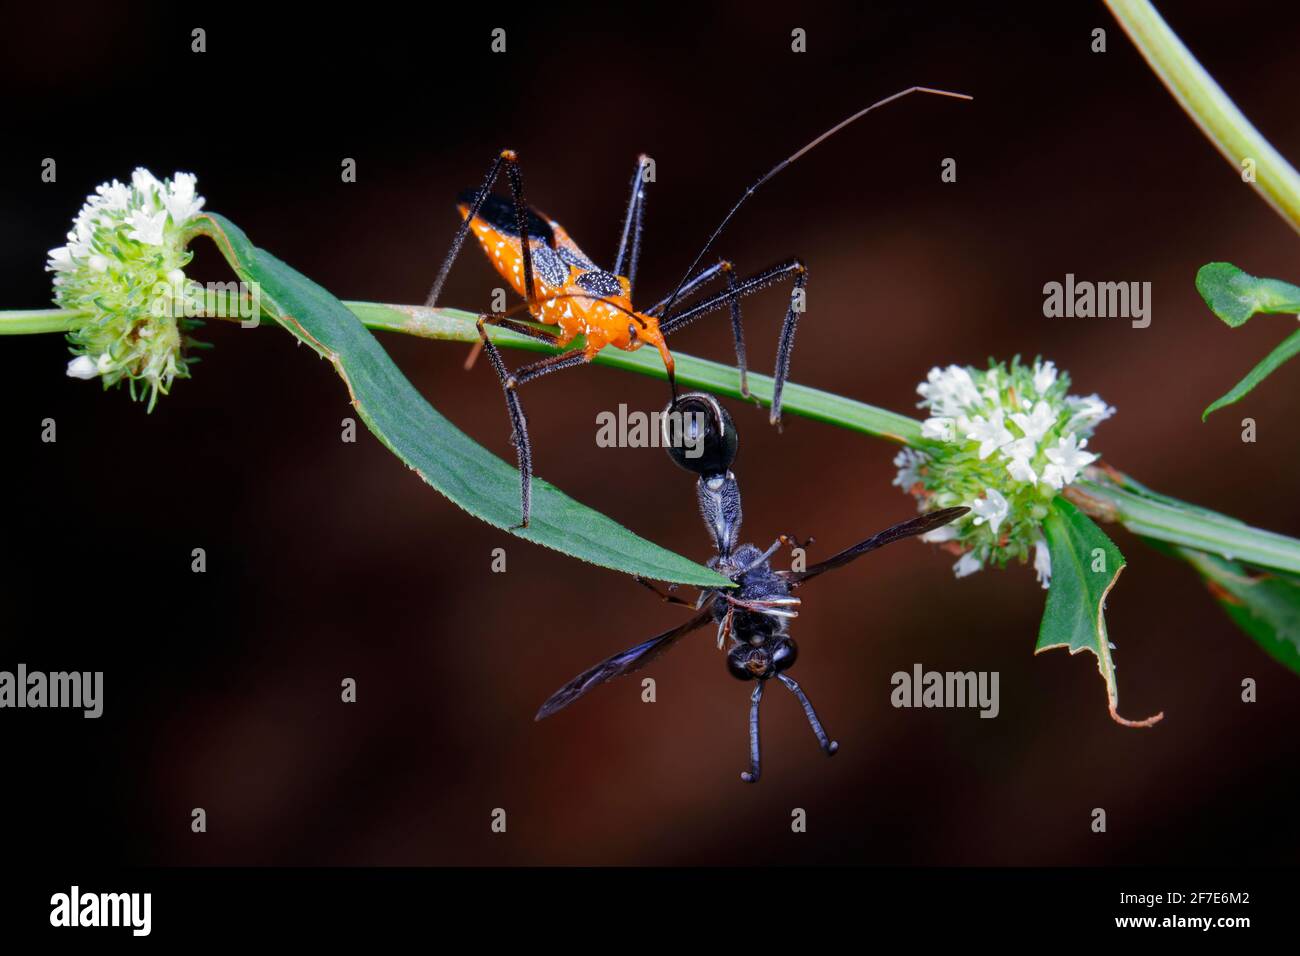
<box><xmin>458</xmin><ymin>191</ymin><xmax>556</xmax><ymax>247</ymax></box>
<box><xmin>780</xmin><ymin>506</ymin><xmax>970</xmax><ymax>585</ymax></box>
<box><xmin>534</xmin><ymin>601</ymin><xmax>718</xmax><ymax>721</ymax></box>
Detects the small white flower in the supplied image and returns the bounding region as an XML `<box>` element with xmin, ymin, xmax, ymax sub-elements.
<box><xmin>1006</xmin><ymin>456</ymin><xmax>1038</xmax><ymax>485</ymax></box>
<box><xmin>1066</xmin><ymin>393</ymin><xmax>1115</xmax><ymax>429</ymax></box>
<box><xmin>971</xmin><ymin>488</ymin><xmax>1010</xmax><ymax>534</ymax></box>
<box><xmin>131</xmin><ymin>167</ymin><xmax>162</xmax><ymax>200</ymax></box>
<box><xmin>94</xmin><ymin>180</ymin><xmax>131</xmax><ymax>211</ymax></box>
<box><xmin>66</xmin><ymin>355</ymin><xmax>99</xmax><ymax>379</ymax></box>
<box><xmin>1033</xmin><ymin>537</ymin><xmax>1052</xmax><ymax>589</ymax></box>
<box><xmin>965</xmin><ymin>409</ymin><xmax>1013</xmax><ymax>460</ymax></box>
<box><xmin>127</xmin><ymin>207</ymin><xmax>167</xmax><ymax>246</ymax></box>
<box><xmin>46</xmin><ymin>247</ymin><xmax>75</xmax><ymax>272</ymax></box>
<box><xmin>1001</xmin><ymin>436</ymin><xmax>1038</xmax><ymax>463</ymax></box>
<box><xmin>922</xmin><ymin>417</ymin><xmax>956</xmax><ymax>442</ymax></box>
<box><xmin>892</xmin><ymin>448</ymin><xmax>927</xmax><ymax>489</ymax></box>
<box><xmin>953</xmin><ymin>552</ymin><xmax>983</xmax><ymax>578</ymax></box>
<box><xmin>163</xmin><ymin>172</ymin><xmax>205</xmax><ymax>225</ymax></box>
<box><xmin>1032</xmin><ymin>359</ymin><xmax>1057</xmax><ymax>395</ymax></box>
<box><xmin>1042</xmin><ymin>433</ymin><xmax>1097</xmax><ymax>489</ymax></box>
<box><xmin>1010</xmin><ymin>400</ymin><xmax>1056</xmax><ymax>443</ymax></box>
<box><xmin>918</xmin><ymin>364</ymin><xmax>981</xmax><ymax>417</ymax></box>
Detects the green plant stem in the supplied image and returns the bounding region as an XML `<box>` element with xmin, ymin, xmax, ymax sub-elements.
<box><xmin>1106</xmin><ymin>0</ymin><xmax>1300</xmax><ymax>233</ymax></box>
<box><xmin>6</xmin><ymin>302</ymin><xmax>1300</xmax><ymax>573</ymax></box>
<box><xmin>1074</xmin><ymin>473</ymin><xmax>1300</xmax><ymax>574</ymax></box>
<box><xmin>0</xmin><ymin>309</ymin><xmax>81</xmax><ymax>334</ymax></box>
<box><xmin>345</xmin><ymin>302</ymin><xmax>926</xmax><ymax>444</ymax></box>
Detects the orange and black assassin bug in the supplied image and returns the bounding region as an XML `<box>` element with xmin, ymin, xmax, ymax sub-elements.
<box><xmin>425</xmin><ymin>86</ymin><xmax>972</xmax><ymax>528</ymax></box>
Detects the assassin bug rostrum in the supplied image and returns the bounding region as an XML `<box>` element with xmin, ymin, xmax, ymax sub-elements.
<box><xmin>425</xmin><ymin>87</ymin><xmax>971</xmax><ymax>527</ymax></box>
<box><xmin>534</xmin><ymin>393</ymin><xmax>968</xmax><ymax>782</ymax></box>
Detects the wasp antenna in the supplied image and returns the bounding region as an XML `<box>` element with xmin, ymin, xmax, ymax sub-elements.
<box><xmin>659</xmin><ymin>86</ymin><xmax>972</xmax><ymax>323</ymax></box>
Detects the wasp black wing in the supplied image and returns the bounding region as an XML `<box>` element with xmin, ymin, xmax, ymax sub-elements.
<box><xmin>534</xmin><ymin>601</ymin><xmax>717</xmax><ymax>721</ymax></box>
<box><xmin>780</xmin><ymin>507</ymin><xmax>969</xmax><ymax>585</ymax></box>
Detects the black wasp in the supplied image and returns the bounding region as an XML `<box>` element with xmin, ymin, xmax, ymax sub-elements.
<box><xmin>535</xmin><ymin>393</ymin><xmax>968</xmax><ymax>782</ymax></box>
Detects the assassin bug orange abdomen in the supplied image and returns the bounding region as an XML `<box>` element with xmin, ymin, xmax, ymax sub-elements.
<box><xmin>425</xmin><ymin>87</ymin><xmax>972</xmax><ymax>529</ymax></box>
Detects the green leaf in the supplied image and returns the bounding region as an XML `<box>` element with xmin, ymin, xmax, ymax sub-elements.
<box><xmin>1202</xmin><ymin>327</ymin><xmax>1300</xmax><ymax>420</ymax></box>
<box><xmin>1035</xmin><ymin>498</ymin><xmax>1164</xmax><ymax>727</ymax></box>
<box><xmin>185</xmin><ymin>212</ymin><xmax>731</xmax><ymax>588</ymax></box>
<box><xmin>1174</xmin><ymin>547</ymin><xmax>1300</xmax><ymax>676</ymax></box>
<box><xmin>1195</xmin><ymin>262</ymin><xmax>1300</xmax><ymax>328</ymax></box>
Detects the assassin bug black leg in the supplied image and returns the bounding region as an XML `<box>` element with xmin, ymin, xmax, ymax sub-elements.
<box><xmin>777</xmin><ymin>673</ymin><xmax>839</xmax><ymax>757</ymax></box>
<box><xmin>427</xmin><ymin>150</ymin><xmax>539</xmax><ymax>310</ymax></box>
<box><xmin>741</xmin><ymin>681</ymin><xmax>764</xmax><ymax>783</ymax></box>
<box><xmin>474</xmin><ymin>315</ymin><xmax>536</xmax><ymax>530</ymax></box>
<box><xmin>478</xmin><ymin>311</ymin><xmax>566</xmax><ymax>347</ymax></box>
<box><xmin>645</xmin><ymin>260</ymin><xmax>757</xmax><ymax>403</ymax></box>
<box><xmin>659</xmin><ymin>258</ymin><xmax>809</xmax><ymax>426</ymax></box>
<box><xmin>474</xmin><ymin>313</ymin><xmax>583</xmax><ymax>529</ymax></box>
<box><xmin>613</xmin><ymin>154</ymin><xmax>652</xmax><ymax>292</ymax></box>
<box><xmin>509</xmin><ymin>349</ymin><xmax>595</xmax><ymax>386</ymax></box>
<box><xmin>722</xmin><ymin>263</ymin><xmax>756</xmax><ymax>404</ymax></box>
<box><xmin>644</xmin><ymin>259</ymin><xmax>734</xmax><ymax>316</ymax></box>
<box><xmin>769</xmin><ymin>264</ymin><xmax>809</xmax><ymax>429</ymax></box>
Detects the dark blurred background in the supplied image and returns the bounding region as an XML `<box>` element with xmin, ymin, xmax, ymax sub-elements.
<box><xmin>2</xmin><ymin>1</ymin><xmax>1298</xmax><ymax>866</ymax></box>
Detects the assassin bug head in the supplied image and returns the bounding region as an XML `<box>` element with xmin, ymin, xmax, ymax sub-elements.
<box><xmin>661</xmin><ymin>392</ymin><xmax>737</xmax><ymax>478</ymax></box>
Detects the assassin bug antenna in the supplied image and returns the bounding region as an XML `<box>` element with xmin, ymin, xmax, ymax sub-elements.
<box><xmin>657</xmin><ymin>86</ymin><xmax>973</xmax><ymax>328</ymax></box>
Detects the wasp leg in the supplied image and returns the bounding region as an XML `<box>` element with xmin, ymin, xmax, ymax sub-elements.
<box><xmin>633</xmin><ymin>576</ymin><xmax>695</xmax><ymax>607</ymax></box>
<box><xmin>777</xmin><ymin>673</ymin><xmax>839</xmax><ymax>757</ymax></box>
<box><xmin>737</xmin><ymin>537</ymin><xmax>787</xmax><ymax>574</ymax></box>
<box><xmin>741</xmin><ymin>681</ymin><xmax>764</xmax><ymax>783</ymax></box>
<box><xmin>613</xmin><ymin>154</ymin><xmax>653</xmax><ymax>293</ymax></box>
<box><xmin>658</xmin><ymin>258</ymin><xmax>808</xmax><ymax>426</ymax></box>
<box><xmin>722</xmin><ymin>594</ymin><xmax>800</xmax><ymax>620</ymax></box>
<box><xmin>428</xmin><ymin>149</ymin><xmax>540</xmax><ymax>312</ymax></box>
<box><xmin>717</xmin><ymin>604</ymin><xmax>735</xmax><ymax>649</ymax></box>
<box><xmin>475</xmin><ymin>315</ymin><xmax>586</xmax><ymax>529</ymax></box>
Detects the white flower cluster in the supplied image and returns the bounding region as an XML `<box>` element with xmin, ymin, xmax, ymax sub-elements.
<box><xmin>895</xmin><ymin>358</ymin><xmax>1115</xmax><ymax>588</ymax></box>
<box><xmin>47</xmin><ymin>169</ymin><xmax>207</xmax><ymax>409</ymax></box>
